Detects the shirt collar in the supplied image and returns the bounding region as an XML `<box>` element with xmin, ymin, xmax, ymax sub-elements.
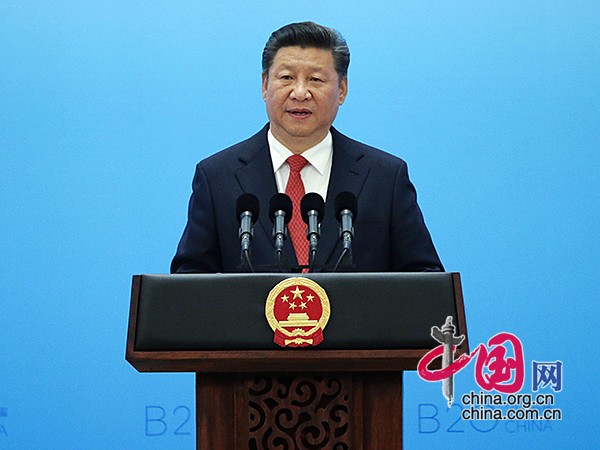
<box><xmin>268</xmin><ymin>129</ymin><xmax>333</xmax><ymax>175</ymax></box>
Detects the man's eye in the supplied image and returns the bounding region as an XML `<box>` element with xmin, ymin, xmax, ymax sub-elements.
<box><xmin>310</xmin><ymin>77</ymin><xmax>323</xmax><ymax>83</ymax></box>
<box><xmin>280</xmin><ymin>75</ymin><xmax>292</xmax><ymax>80</ymax></box>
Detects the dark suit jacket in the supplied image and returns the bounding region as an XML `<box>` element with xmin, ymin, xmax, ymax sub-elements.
<box><xmin>171</xmin><ymin>125</ymin><xmax>443</xmax><ymax>273</ymax></box>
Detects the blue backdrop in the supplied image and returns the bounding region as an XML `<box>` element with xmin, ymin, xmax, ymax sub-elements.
<box><xmin>1</xmin><ymin>1</ymin><xmax>598</xmax><ymax>448</ymax></box>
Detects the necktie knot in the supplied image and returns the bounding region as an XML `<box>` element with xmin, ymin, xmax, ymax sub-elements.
<box><xmin>287</xmin><ymin>154</ymin><xmax>309</xmax><ymax>173</ymax></box>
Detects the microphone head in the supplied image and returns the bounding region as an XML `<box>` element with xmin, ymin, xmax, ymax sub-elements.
<box><xmin>300</xmin><ymin>192</ymin><xmax>325</xmax><ymax>224</ymax></box>
<box><xmin>269</xmin><ymin>193</ymin><xmax>293</xmax><ymax>224</ymax></box>
<box><xmin>236</xmin><ymin>193</ymin><xmax>260</xmax><ymax>224</ymax></box>
<box><xmin>334</xmin><ymin>192</ymin><xmax>358</xmax><ymax>221</ymax></box>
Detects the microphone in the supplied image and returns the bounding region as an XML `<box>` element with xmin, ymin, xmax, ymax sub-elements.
<box><xmin>236</xmin><ymin>193</ymin><xmax>260</xmax><ymax>270</ymax></box>
<box><xmin>300</xmin><ymin>192</ymin><xmax>325</xmax><ymax>270</ymax></box>
<box><xmin>269</xmin><ymin>193</ymin><xmax>293</xmax><ymax>263</ymax></box>
<box><xmin>334</xmin><ymin>192</ymin><xmax>358</xmax><ymax>252</ymax></box>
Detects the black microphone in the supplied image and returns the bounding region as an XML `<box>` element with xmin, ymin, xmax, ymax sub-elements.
<box><xmin>269</xmin><ymin>193</ymin><xmax>293</xmax><ymax>263</ymax></box>
<box><xmin>236</xmin><ymin>194</ymin><xmax>260</xmax><ymax>270</ymax></box>
<box><xmin>300</xmin><ymin>192</ymin><xmax>325</xmax><ymax>269</ymax></box>
<box><xmin>334</xmin><ymin>192</ymin><xmax>358</xmax><ymax>252</ymax></box>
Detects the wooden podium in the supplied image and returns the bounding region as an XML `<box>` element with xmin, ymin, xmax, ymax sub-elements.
<box><xmin>126</xmin><ymin>272</ymin><xmax>468</xmax><ymax>449</ymax></box>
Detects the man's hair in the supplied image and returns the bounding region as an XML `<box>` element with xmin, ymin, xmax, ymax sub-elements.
<box><xmin>262</xmin><ymin>21</ymin><xmax>350</xmax><ymax>81</ymax></box>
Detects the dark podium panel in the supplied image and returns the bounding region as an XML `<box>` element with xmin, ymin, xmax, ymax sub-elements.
<box><xmin>126</xmin><ymin>272</ymin><xmax>468</xmax><ymax>449</ymax></box>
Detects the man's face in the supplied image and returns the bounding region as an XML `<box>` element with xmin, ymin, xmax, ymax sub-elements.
<box><xmin>262</xmin><ymin>46</ymin><xmax>348</xmax><ymax>153</ymax></box>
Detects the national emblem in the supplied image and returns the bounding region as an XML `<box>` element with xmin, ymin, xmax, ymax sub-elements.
<box><xmin>265</xmin><ymin>277</ymin><xmax>331</xmax><ymax>347</ymax></box>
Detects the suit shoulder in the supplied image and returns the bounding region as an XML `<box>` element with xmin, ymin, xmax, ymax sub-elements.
<box><xmin>197</xmin><ymin>126</ymin><xmax>269</xmax><ymax>171</ymax></box>
<box><xmin>332</xmin><ymin>129</ymin><xmax>407</xmax><ymax>168</ymax></box>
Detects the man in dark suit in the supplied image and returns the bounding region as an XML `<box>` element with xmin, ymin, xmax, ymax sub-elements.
<box><xmin>171</xmin><ymin>22</ymin><xmax>443</xmax><ymax>274</ymax></box>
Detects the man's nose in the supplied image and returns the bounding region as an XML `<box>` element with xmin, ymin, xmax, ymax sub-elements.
<box><xmin>290</xmin><ymin>81</ymin><xmax>311</xmax><ymax>101</ymax></box>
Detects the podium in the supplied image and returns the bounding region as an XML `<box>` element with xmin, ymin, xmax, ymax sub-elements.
<box><xmin>126</xmin><ymin>272</ymin><xmax>468</xmax><ymax>449</ymax></box>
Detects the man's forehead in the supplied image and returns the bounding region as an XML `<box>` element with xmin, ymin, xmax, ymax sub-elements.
<box><xmin>271</xmin><ymin>46</ymin><xmax>335</xmax><ymax>69</ymax></box>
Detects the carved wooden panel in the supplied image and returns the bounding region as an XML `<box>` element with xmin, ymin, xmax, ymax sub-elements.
<box><xmin>244</xmin><ymin>375</ymin><xmax>354</xmax><ymax>450</ymax></box>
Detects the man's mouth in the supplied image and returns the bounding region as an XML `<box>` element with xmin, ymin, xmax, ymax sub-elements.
<box><xmin>288</xmin><ymin>109</ymin><xmax>312</xmax><ymax>117</ymax></box>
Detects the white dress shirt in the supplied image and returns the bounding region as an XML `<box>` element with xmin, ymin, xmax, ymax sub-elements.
<box><xmin>268</xmin><ymin>129</ymin><xmax>333</xmax><ymax>201</ymax></box>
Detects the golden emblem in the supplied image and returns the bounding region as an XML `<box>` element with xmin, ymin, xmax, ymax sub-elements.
<box><xmin>265</xmin><ymin>277</ymin><xmax>331</xmax><ymax>347</ymax></box>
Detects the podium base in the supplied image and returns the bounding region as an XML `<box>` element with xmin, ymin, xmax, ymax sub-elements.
<box><xmin>196</xmin><ymin>372</ymin><xmax>404</xmax><ymax>450</ymax></box>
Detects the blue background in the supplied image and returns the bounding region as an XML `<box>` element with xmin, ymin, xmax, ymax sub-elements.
<box><xmin>1</xmin><ymin>1</ymin><xmax>598</xmax><ymax>448</ymax></box>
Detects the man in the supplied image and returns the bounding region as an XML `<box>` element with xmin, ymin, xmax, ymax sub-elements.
<box><xmin>171</xmin><ymin>21</ymin><xmax>443</xmax><ymax>273</ymax></box>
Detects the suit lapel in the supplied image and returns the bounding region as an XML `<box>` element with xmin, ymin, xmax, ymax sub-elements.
<box><xmin>234</xmin><ymin>129</ymin><xmax>276</xmax><ymax>241</ymax></box>
<box><xmin>233</xmin><ymin>126</ymin><xmax>299</xmax><ymax>266</ymax></box>
<box><xmin>318</xmin><ymin>128</ymin><xmax>370</xmax><ymax>266</ymax></box>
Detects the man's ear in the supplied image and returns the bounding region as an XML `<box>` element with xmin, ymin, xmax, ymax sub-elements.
<box><xmin>261</xmin><ymin>72</ymin><xmax>268</xmax><ymax>102</ymax></box>
<box><xmin>338</xmin><ymin>77</ymin><xmax>348</xmax><ymax>105</ymax></box>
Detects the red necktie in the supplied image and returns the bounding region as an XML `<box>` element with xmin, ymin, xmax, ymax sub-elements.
<box><xmin>285</xmin><ymin>155</ymin><xmax>309</xmax><ymax>267</ymax></box>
